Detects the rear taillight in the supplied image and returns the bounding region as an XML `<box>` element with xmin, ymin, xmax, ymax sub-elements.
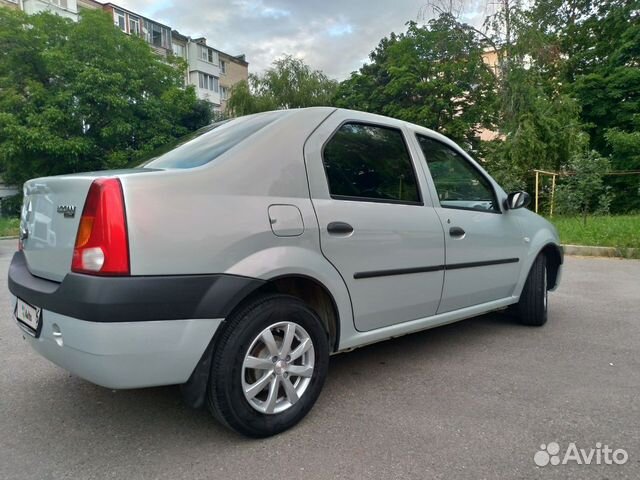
<box><xmin>71</xmin><ymin>178</ymin><xmax>130</xmax><ymax>276</ymax></box>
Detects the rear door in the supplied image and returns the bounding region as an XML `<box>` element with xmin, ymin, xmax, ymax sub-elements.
<box><xmin>412</xmin><ymin>133</ymin><xmax>526</xmax><ymax>313</ymax></box>
<box><xmin>304</xmin><ymin>111</ymin><xmax>445</xmax><ymax>332</ymax></box>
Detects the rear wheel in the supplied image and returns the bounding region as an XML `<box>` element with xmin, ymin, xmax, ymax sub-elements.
<box><xmin>207</xmin><ymin>294</ymin><xmax>329</xmax><ymax>437</ymax></box>
<box><xmin>515</xmin><ymin>254</ymin><xmax>548</xmax><ymax>326</ymax></box>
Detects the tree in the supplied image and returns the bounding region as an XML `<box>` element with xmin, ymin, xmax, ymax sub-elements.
<box><xmin>555</xmin><ymin>150</ymin><xmax>613</xmax><ymax>223</ymax></box>
<box><xmin>0</xmin><ymin>8</ymin><xmax>211</xmax><ymax>186</ymax></box>
<box><xmin>527</xmin><ymin>0</ymin><xmax>640</xmax><ymax>211</ymax></box>
<box><xmin>227</xmin><ymin>56</ymin><xmax>338</xmax><ymax>116</ymax></box>
<box><xmin>334</xmin><ymin>15</ymin><xmax>497</xmax><ymax>155</ymax></box>
<box><xmin>476</xmin><ymin>0</ymin><xmax>589</xmax><ymax>193</ymax></box>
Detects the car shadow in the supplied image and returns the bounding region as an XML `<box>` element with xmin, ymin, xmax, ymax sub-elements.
<box><xmin>22</xmin><ymin>310</ymin><xmax>519</xmax><ymax>444</ymax></box>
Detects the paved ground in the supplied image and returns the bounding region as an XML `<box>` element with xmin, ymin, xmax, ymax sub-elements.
<box><xmin>1</xmin><ymin>239</ymin><xmax>639</xmax><ymax>480</ymax></box>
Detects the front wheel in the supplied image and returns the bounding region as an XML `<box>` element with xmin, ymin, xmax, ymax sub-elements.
<box><xmin>515</xmin><ymin>254</ymin><xmax>548</xmax><ymax>326</ymax></box>
<box><xmin>207</xmin><ymin>294</ymin><xmax>329</xmax><ymax>437</ymax></box>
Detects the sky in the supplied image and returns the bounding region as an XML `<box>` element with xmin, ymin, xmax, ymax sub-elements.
<box><xmin>114</xmin><ymin>0</ymin><xmax>488</xmax><ymax>80</ymax></box>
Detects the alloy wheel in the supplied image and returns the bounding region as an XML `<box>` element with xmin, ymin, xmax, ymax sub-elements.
<box><xmin>241</xmin><ymin>321</ymin><xmax>315</xmax><ymax>414</ymax></box>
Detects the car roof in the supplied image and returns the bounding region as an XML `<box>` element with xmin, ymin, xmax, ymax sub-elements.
<box><xmin>282</xmin><ymin>107</ymin><xmax>457</xmax><ymax>149</ymax></box>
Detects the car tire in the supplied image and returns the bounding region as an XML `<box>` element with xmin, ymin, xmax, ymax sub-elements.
<box><xmin>207</xmin><ymin>293</ymin><xmax>329</xmax><ymax>437</ymax></box>
<box><xmin>516</xmin><ymin>254</ymin><xmax>548</xmax><ymax>326</ymax></box>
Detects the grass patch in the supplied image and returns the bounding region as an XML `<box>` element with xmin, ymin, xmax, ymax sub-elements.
<box><xmin>0</xmin><ymin>217</ymin><xmax>19</xmax><ymax>237</ymax></box>
<box><xmin>550</xmin><ymin>215</ymin><xmax>640</xmax><ymax>253</ymax></box>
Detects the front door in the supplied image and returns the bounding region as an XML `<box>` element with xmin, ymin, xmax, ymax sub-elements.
<box><xmin>413</xmin><ymin>134</ymin><xmax>526</xmax><ymax>313</ymax></box>
<box><xmin>304</xmin><ymin>113</ymin><xmax>445</xmax><ymax>332</ymax></box>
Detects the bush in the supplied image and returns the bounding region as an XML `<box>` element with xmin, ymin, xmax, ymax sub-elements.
<box><xmin>1</xmin><ymin>194</ymin><xmax>22</xmax><ymax>217</ymax></box>
<box><xmin>555</xmin><ymin>150</ymin><xmax>613</xmax><ymax>222</ymax></box>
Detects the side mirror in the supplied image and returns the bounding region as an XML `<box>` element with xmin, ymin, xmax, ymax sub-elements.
<box><xmin>504</xmin><ymin>191</ymin><xmax>531</xmax><ymax>210</ymax></box>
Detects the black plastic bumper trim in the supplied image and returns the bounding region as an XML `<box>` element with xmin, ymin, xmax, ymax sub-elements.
<box><xmin>8</xmin><ymin>251</ymin><xmax>265</xmax><ymax>323</ymax></box>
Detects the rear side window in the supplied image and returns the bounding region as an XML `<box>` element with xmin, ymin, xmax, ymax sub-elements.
<box><xmin>143</xmin><ymin>111</ymin><xmax>285</xmax><ymax>169</ymax></box>
<box><xmin>322</xmin><ymin>123</ymin><xmax>421</xmax><ymax>204</ymax></box>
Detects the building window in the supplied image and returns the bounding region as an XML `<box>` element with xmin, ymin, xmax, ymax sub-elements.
<box><xmin>114</xmin><ymin>9</ymin><xmax>126</xmax><ymax>32</ymax></box>
<box><xmin>220</xmin><ymin>86</ymin><xmax>228</xmax><ymax>100</ymax></box>
<box><xmin>162</xmin><ymin>26</ymin><xmax>171</xmax><ymax>49</ymax></box>
<box><xmin>129</xmin><ymin>16</ymin><xmax>140</xmax><ymax>36</ymax></box>
<box><xmin>172</xmin><ymin>43</ymin><xmax>185</xmax><ymax>58</ymax></box>
<box><xmin>152</xmin><ymin>23</ymin><xmax>162</xmax><ymax>46</ymax></box>
<box><xmin>220</xmin><ymin>60</ymin><xmax>226</xmax><ymax>74</ymax></box>
<box><xmin>198</xmin><ymin>73</ymin><xmax>220</xmax><ymax>92</ymax></box>
<box><xmin>144</xmin><ymin>21</ymin><xmax>171</xmax><ymax>49</ymax></box>
<box><xmin>199</xmin><ymin>46</ymin><xmax>218</xmax><ymax>64</ymax></box>
<box><xmin>51</xmin><ymin>0</ymin><xmax>69</xmax><ymax>8</ymax></box>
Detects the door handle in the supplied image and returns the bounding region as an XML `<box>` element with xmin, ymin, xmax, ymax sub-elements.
<box><xmin>449</xmin><ymin>226</ymin><xmax>465</xmax><ymax>238</ymax></box>
<box><xmin>327</xmin><ymin>222</ymin><xmax>354</xmax><ymax>235</ymax></box>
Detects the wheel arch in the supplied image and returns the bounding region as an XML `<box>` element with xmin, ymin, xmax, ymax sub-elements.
<box><xmin>540</xmin><ymin>242</ymin><xmax>563</xmax><ymax>290</ymax></box>
<box><xmin>241</xmin><ymin>274</ymin><xmax>341</xmax><ymax>353</ymax></box>
<box><xmin>181</xmin><ymin>249</ymin><xmax>352</xmax><ymax>409</ymax></box>
<box><xmin>514</xmin><ymin>229</ymin><xmax>564</xmax><ymax>299</ymax></box>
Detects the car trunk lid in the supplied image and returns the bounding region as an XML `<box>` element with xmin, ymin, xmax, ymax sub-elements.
<box><xmin>20</xmin><ymin>170</ymin><xmax>143</xmax><ymax>282</ymax></box>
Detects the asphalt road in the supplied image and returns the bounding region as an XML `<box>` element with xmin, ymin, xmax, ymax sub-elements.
<box><xmin>1</xmin><ymin>238</ymin><xmax>639</xmax><ymax>480</ymax></box>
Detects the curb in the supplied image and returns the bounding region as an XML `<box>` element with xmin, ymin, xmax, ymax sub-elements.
<box><xmin>0</xmin><ymin>236</ymin><xmax>18</xmax><ymax>240</ymax></box>
<box><xmin>562</xmin><ymin>244</ymin><xmax>638</xmax><ymax>258</ymax></box>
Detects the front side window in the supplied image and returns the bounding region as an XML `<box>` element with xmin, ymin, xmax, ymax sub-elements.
<box><xmin>416</xmin><ymin>135</ymin><xmax>499</xmax><ymax>212</ymax></box>
<box><xmin>322</xmin><ymin>123</ymin><xmax>421</xmax><ymax>204</ymax></box>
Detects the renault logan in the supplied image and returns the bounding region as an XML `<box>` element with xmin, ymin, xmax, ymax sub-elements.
<box><xmin>9</xmin><ymin>107</ymin><xmax>562</xmax><ymax>437</ymax></box>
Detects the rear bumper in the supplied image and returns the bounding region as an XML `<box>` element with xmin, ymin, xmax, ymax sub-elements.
<box><xmin>12</xmin><ymin>295</ymin><xmax>222</xmax><ymax>389</ymax></box>
<box><xmin>8</xmin><ymin>251</ymin><xmax>265</xmax><ymax>388</ymax></box>
<box><xmin>9</xmin><ymin>251</ymin><xmax>264</xmax><ymax>323</ymax></box>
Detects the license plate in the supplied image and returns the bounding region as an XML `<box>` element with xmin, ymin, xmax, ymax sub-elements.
<box><xmin>15</xmin><ymin>298</ymin><xmax>41</xmax><ymax>333</ymax></box>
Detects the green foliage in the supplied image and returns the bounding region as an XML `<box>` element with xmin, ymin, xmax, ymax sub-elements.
<box><xmin>334</xmin><ymin>15</ymin><xmax>497</xmax><ymax>154</ymax></box>
<box><xmin>227</xmin><ymin>56</ymin><xmax>338</xmax><ymax>116</ymax></box>
<box><xmin>551</xmin><ymin>214</ymin><xmax>640</xmax><ymax>254</ymax></box>
<box><xmin>0</xmin><ymin>194</ymin><xmax>22</xmax><ymax>217</ymax></box>
<box><xmin>527</xmin><ymin>0</ymin><xmax>640</xmax><ymax>212</ymax></box>
<box><xmin>0</xmin><ymin>216</ymin><xmax>20</xmax><ymax>236</ymax></box>
<box><xmin>0</xmin><ymin>8</ymin><xmax>211</xmax><ymax>185</ymax></box>
<box><xmin>555</xmin><ymin>150</ymin><xmax>613</xmax><ymax>221</ymax></box>
<box><xmin>482</xmin><ymin>87</ymin><xmax>586</xmax><ymax>192</ymax></box>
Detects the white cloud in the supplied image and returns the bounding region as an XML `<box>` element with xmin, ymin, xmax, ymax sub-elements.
<box><xmin>116</xmin><ymin>0</ymin><xmax>487</xmax><ymax>80</ymax></box>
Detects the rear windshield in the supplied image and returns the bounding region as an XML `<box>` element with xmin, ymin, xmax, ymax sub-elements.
<box><xmin>143</xmin><ymin>111</ymin><xmax>285</xmax><ymax>169</ymax></box>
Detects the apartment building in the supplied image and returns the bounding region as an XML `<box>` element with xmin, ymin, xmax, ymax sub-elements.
<box><xmin>187</xmin><ymin>37</ymin><xmax>222</xmax><ymax>107</ymax></box>
<box><xmin>101</xmin><ymin>2</ymin><xmax>173</xmax><ymax>57</ymax></box>
<box><xmin>0</xmin><ymin>0</ymin><xmax>20</xmax><ymax>10</ymax></box>
<box><xmin>21</xmin><ymin>0</ymin><xmax>78</xmax><ymax>20</ymax></box>
<box><xmin>4</xmin><ymin>0</ymin><xmax>248</xmax><ymax>113</ymax></box>
<box><xmin>218</xmin><ymin>51</ymin><xmax>249</xmax><ymax>112</ymax></box>
<box><xmin>171</xmin><ymin>31</ymin><xmax>248</xmax><ymax>114</ymax></box>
